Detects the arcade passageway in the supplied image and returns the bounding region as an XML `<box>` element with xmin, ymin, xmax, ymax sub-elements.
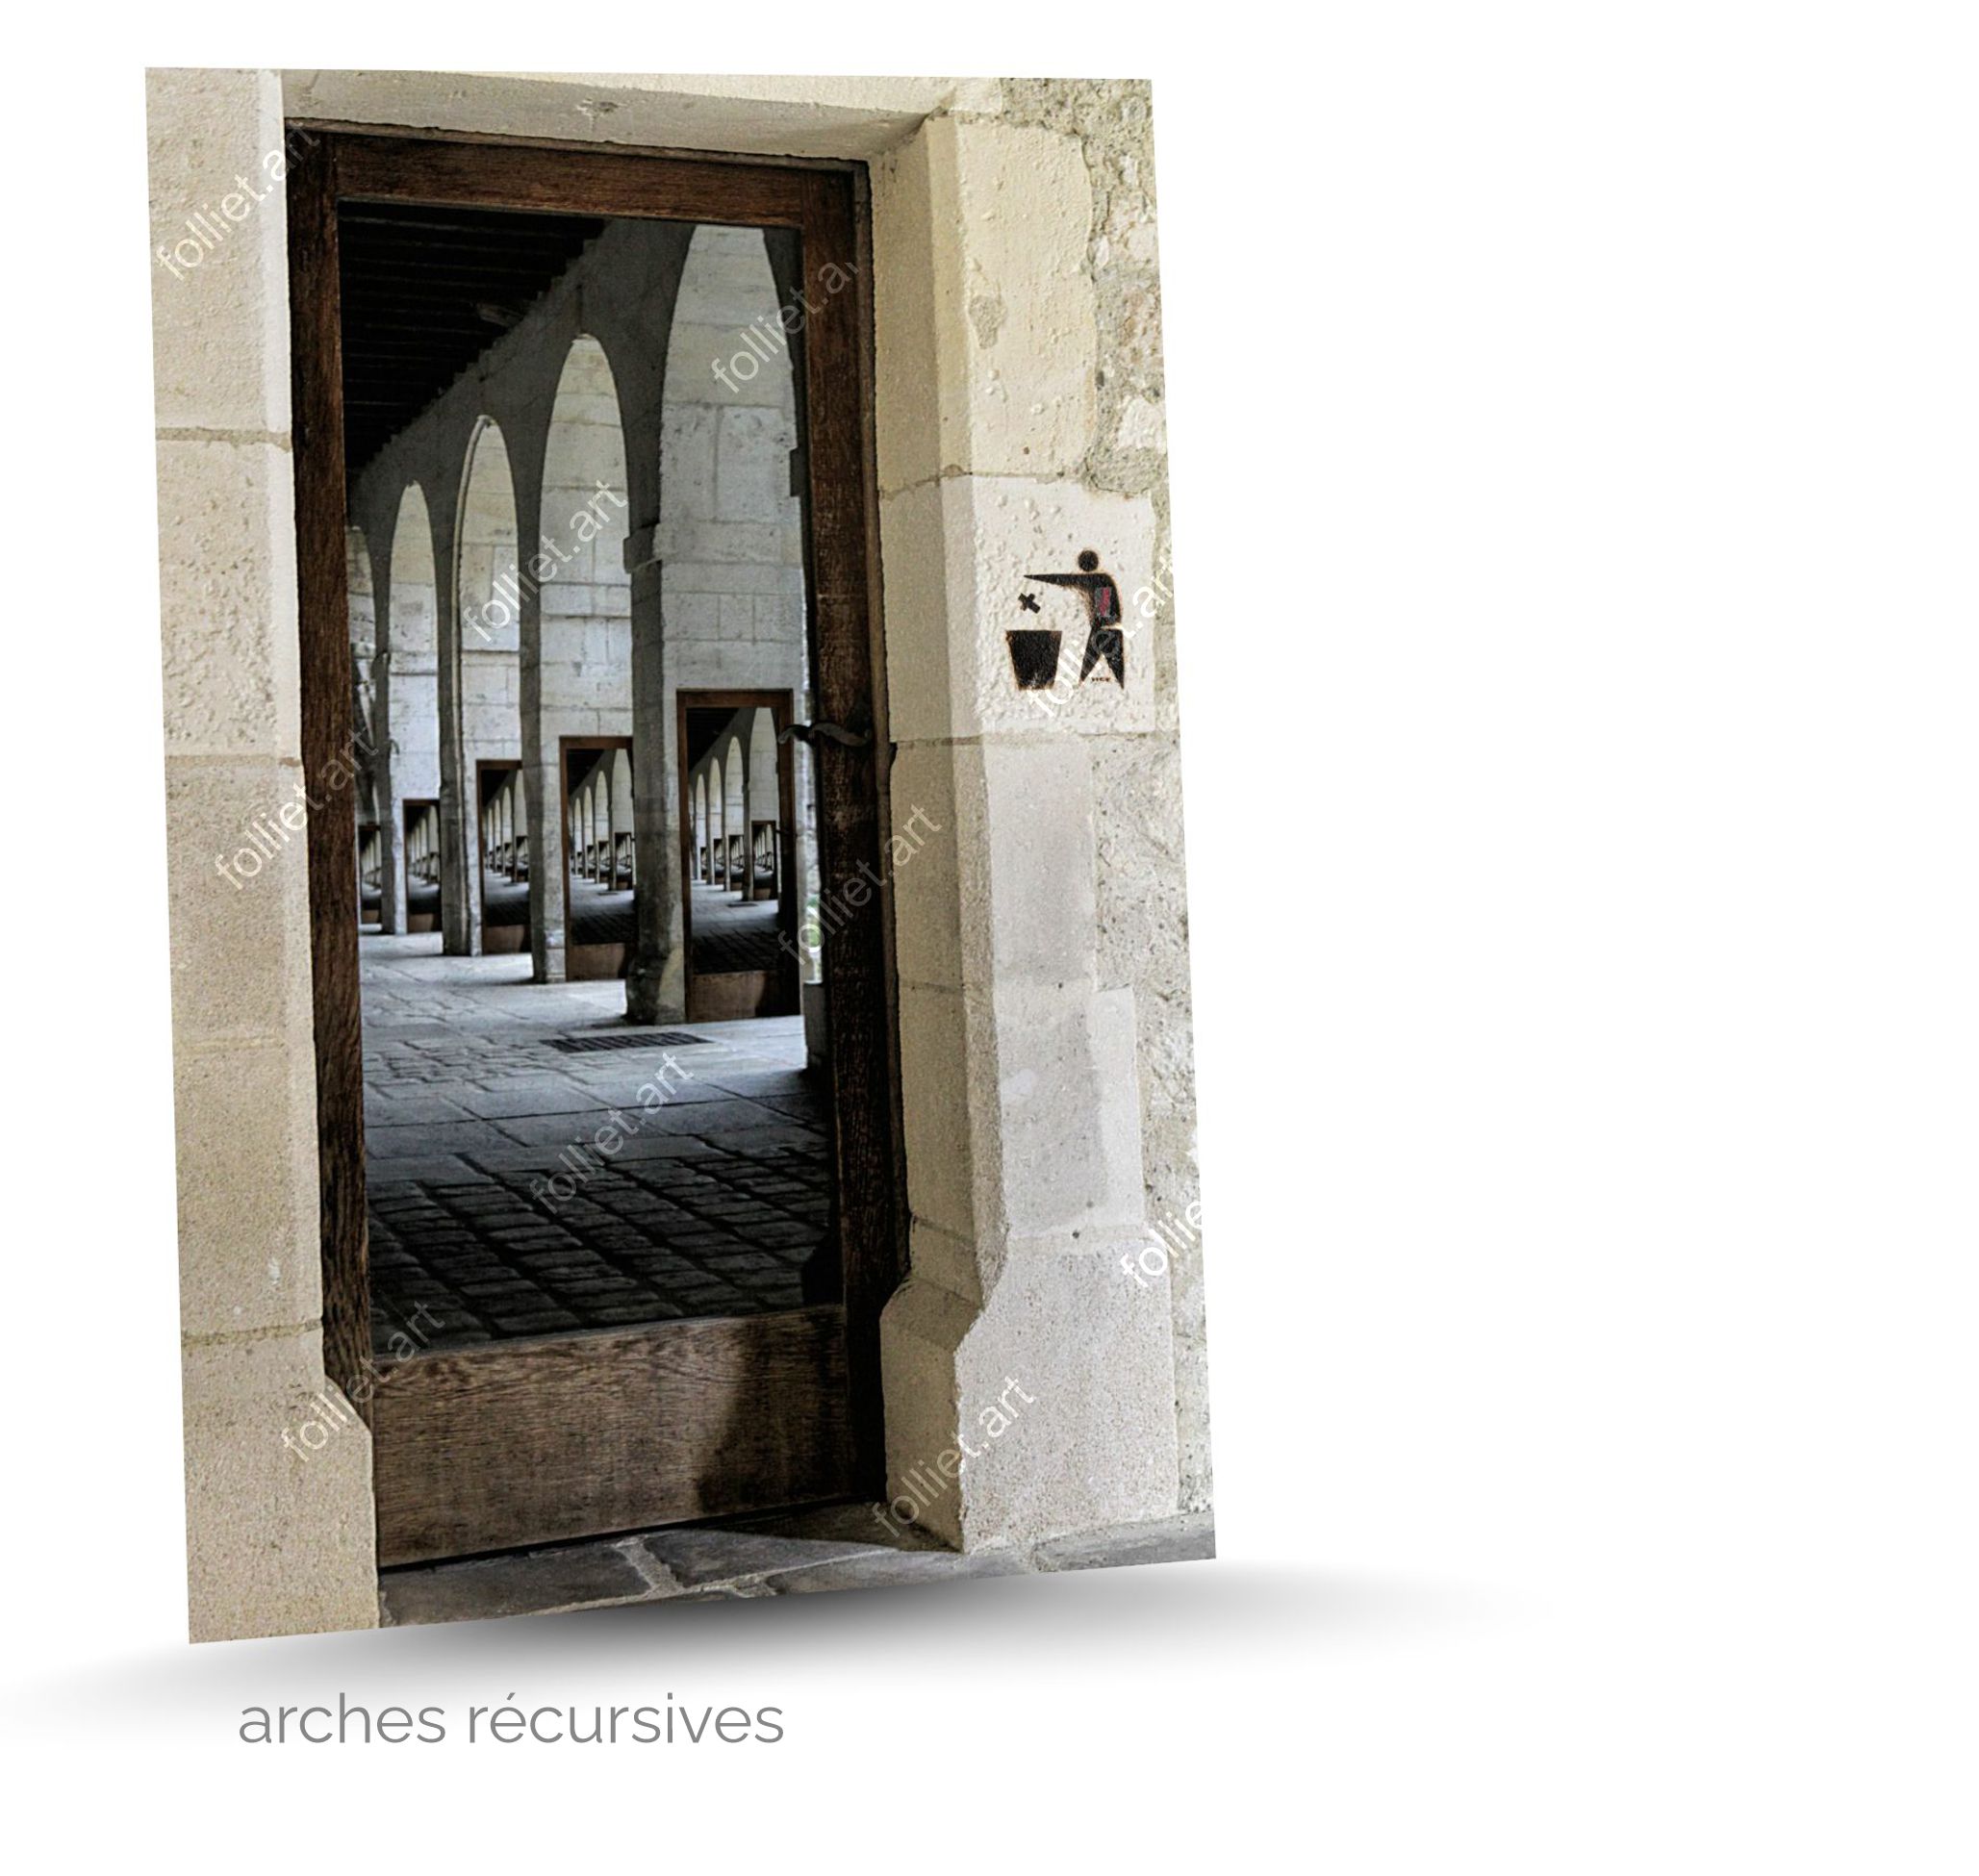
<box><xmin>340</xmin><ymin>200</ymin><xmax>835</xmax><ymax>1361</ymax></box>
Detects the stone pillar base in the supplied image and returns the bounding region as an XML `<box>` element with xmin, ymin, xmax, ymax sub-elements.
<box><xmin>625</xmin><ymin>947</ymin><xmax>684</xmax><ymax>1026</ymax></box>
<box><xmin>877</xmin><ymin>1251</ymin><xmax>1180</xmax><ymax>1551</ymax></box>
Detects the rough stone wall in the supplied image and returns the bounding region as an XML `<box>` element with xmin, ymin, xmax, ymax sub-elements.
<box><xmin>871</xmin><ymin>88</ymin><xmax>1199</xmax><ymax>1547</ymax></box>
<box><xmin>994</xmin><ymin>82</ymin><xmax>1209</xmax><ymax>1510</ymax></box>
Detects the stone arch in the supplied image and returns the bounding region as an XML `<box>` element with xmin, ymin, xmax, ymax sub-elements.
<box><xmin>530</xmin><ymin>335</ymin><xmax>632</xmax><ymax>980</ymax></box>
<box><xmin>374</xmin><ymin>481</ymin><xmax>441</xmax><ymax>934</ymax></box>
<box><xmin>454</xmin><ymin>417</ymin><xmax>523</xmax><ymax>951</ymax></box>
<box><xmin>345</xmin><ymin>523</ymin><xmax>379</xmax><ymax>838</ymax></box>
<box><xmin>622</xmin><ymin>224</ymin><xmax>812</xmax><ymax>1013</ymax></box>
<box><xmin>610</xmin><ymin>746</ymin><xmax>635</xmax><ymax>888</ymax></box>
<box><xmin>707</xmin><ymin>753</ymin><xmax>723</xmax><ymax>884</ymax></box>
<box><xmin>746</xmin><ymin>705</ymin><xmax>779</xmax><ymax>901</ymax></box>
<box><xmin>723</xmin><ymin>732</ymin><xmax>747</xmax><ymax>894</ymax></box>
<box><xmin>388</xmin><ymin>483</ymin><xmax>438</xmax><ymax>656</ymax></box>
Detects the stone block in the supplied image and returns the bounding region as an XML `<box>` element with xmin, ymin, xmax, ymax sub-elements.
<box><xmin>181</xmin><ymin>1330</ymin><xmax>378</xmax><ymax>1640</ymax></box>
<box><xmin>674</xmin><ymin>320</ymin><xmax>794</xmax><ymax>408</ymax></box>
<box><xmin>992</xmin><ymin>984</ymin><xmax>1148</xmax><ymax>1242</ymax></box>
<box><xmin>877</xmin><ymin>1278</ymin><xmax>981</xmax><ymax>1546</ymax></box>
<box><xmin>174</xmin><ymin>1036</ymin><xmax>321</xmax><ymax>1338</ymax></box>
<box><xmin>759</xmin><ymin>1547</ymin><xmax>1028</xmax><ymax>1593</ymax></box>
<box><xmin>872</xmin><ymin>123</ymin><xmax>941</xmax><ymax>495</ymax></box>
<box><xmin>147</xmin><ymin>68</ymin><xmax>292</xmax><ymax>435</ymax></box>
<box><xmin>156</xmin><ymin>438</ymin><xmax>301</xmax><ymax>758</ymax></box>
<box><xmin>906</xmin><ymin>1218</ymin><xmax>980</xmax><ymax>1304</ymax></box>
<box><xmin>887</xmin><ymin>743</ymin><xmax>962</xmax><ymax>989</ymax></box>
<box><xmin>165</xmin><ymin>757</ymin><xmax>314</xmax><ymax>1042</ymax></box>
<box><xmin>936</xmin><ymin>118</ymin><xmax>1098</xmax><ymax>479</ymax></box>
<box><xmin>879</xmin><ymin>1246</ymin><xmax>1180</xmax><ymax>1552</ymax></box>
<box><xmin>283</xmin><ymin>70</ymin><xmax>1004</xmax><ymax>164</ymax></box>
<box><xmin>874</xmin><ymin>117</ymin><xmax>1097</xmax><ymax>492</ymax></box>
<box><xmin>655</xmin><ymin>518</ymin><xmax>784</xmax><ymax>566</ymax></box>
<box><xmin>876</xmin><ymin>476</ymin><xmax>965</xmax><ymax>743</ymax></box>
<box><xmin>969</xmin><ymin>738</ymin><xmax>1098</xmax><ymax>986</ymax></box>
<box><xmin>897</xmin><ymin>981</ymin><xmax>984</xmax><ymax>1243</ymax></box>
<box><xmin>952</xmin><ymin>1246</ymin><xmax>1180</xmax><ymax>1547</ymax></box>
<box><xmin>962</xmin><ymin>477</ymin><xmax>1160</xmax><ymax>738</ymax></box>
<box><xmin>716</xmin><ymin>407</ymin><xmax>793</xmax><ymax>522</ymax></box>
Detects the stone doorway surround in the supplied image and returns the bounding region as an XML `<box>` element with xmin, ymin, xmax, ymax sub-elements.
<box><xmin>152</xmin><ymin>68</ymin><xmax>1206</xmax><ymax>1641</ymax></box>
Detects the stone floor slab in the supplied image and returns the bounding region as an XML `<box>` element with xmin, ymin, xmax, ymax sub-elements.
<box><xmin>378</xmin><ymin>1508</ymin><xmax>1214</xmax><ymax>1626</ymax></box>
<box><xmin>379</xmin><ymin>1537</ymin><xmax>656</xmax><ymax>1626</ymax></box>
<box><xmin>359</xmin><ymin>934</ymin><xmax>831</xmax><ymax>1352</ymax></box>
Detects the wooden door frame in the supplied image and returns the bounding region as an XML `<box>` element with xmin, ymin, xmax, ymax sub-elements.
<box><xmin>290</xmin><ymin>128</ymin><xmax>902</xmax><ymax>1544</ymax></box>
<box><xmin>677</xmin><ymin>688</ymin><xmax>800</xmax><ymax>1022</ymax></box>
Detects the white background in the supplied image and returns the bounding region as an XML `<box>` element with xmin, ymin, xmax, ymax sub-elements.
<box><xmin>1</xmin><ymin>7</ymin><xmax>1973</xmax><ymax>1867</ymax></box>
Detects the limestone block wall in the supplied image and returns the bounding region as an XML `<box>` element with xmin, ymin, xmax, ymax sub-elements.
<box><xmin>872</xmin><ymin>90</ymin><xmax>1206</xmax><ymax>1544</ymax></box>
<box><xmin>150</xmin><ymin>66</ymin><xmax>377</xmax><ymax>1640</ymax></box>
<box><xmin>998</xmin><ymin>82</ymin><xmax>1209</xmax><ymax>1516</ymax></box>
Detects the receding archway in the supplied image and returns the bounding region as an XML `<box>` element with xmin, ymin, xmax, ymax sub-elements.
<box><xmin>383</xmin><ymin>483</ymin><xmax>439</xmax><ymax>935</ymax></box>
<box><xmin>457</xmin><ymin>417</ymin><xmax>524</xmax><ymax>953</ymax></box>
<box><xmin>538</xmin><ymin>335</ymin><xmax>632</xmax><ymax>981</ymax></box>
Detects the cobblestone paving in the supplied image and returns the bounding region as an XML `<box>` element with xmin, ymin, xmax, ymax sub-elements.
<box><xmin>689</xmin><ymin>881</ymin><xmax>783</xmax><ymax>975</ymax></box>
<box><xmin>362</xmin><ymin>934</ymin><xmax>830</xmax><ymax>1354</ymax></box>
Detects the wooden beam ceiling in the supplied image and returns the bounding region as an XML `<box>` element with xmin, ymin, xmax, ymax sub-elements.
<box><xmin>338</xmin><ymin>201</ymin><xmax>608</xmax><ymax>477</ymax></box>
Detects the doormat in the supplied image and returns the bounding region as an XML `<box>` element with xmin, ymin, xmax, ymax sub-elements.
<box><xmin>546</xmin><ymin>1030</ymin><xmax>713</xmax><ymax>1054</ymax></box>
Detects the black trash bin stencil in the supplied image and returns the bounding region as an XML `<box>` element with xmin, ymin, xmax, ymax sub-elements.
<box><xmin>1008</xmin><ymin>549</ymin><xmax>1126</xmax><ymax>690</ymax></box>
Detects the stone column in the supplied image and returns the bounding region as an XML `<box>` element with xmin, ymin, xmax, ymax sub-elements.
<box><xmin>366</xmin><ymin>518</ymin><xmax>409</xmax><ymax>939</ymax></box>
<box><xmin>513</xmin><ymin>463</ymin><xmax>569</xmax><ymax>982</ymax></box>
<box><xmin>429</xmin><ymin>473</ymin><xmax>475</xmax><ymax>956</ymax></box>
<box><xmin>625</xmin><ymin>525</ymin><xmax>682</xmax><ymax>1022</ymax></box>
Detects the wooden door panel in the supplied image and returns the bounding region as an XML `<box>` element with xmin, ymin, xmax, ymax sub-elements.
<box><xmin>374</xmin><ymin>1306</ymin><xmax>850</xmax><ymax>1564</ymax></box>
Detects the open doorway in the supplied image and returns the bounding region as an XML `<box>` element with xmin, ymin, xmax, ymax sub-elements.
<box><xmin>679</xmin><ymin>691</ymin><xmax>804</xmax><ymax>1021</ymax></box>
<box><xmin>292</xmin><ymin>134</ymin><xmax>898</xmax><ymax>1566</ymax></box>
<box><xmin>400</xmin><ymin>799</ymin><xmax>441</xmax><ymax>933</ymax></box>
<box><xmin>561</xmin><ymin>736</ymin><xmax>636</xmax><ymax>980</ymax></box>
<box><xmin>475</xmin><ymin>758</ymin><xmax>527</xmax><ymax>953</ymax></box>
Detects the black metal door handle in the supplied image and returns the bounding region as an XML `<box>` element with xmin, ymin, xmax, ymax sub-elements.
<box><xmin>778</xmin><ymin>721</ymin><xmax>872</xmax><ymax>748</ymax></box>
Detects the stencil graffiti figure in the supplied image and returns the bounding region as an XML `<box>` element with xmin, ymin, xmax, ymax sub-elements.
<box><xmin>1025</xmin><ymin>549</ymin><xmax>1126</xmax><ymax>685</ymax></box>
